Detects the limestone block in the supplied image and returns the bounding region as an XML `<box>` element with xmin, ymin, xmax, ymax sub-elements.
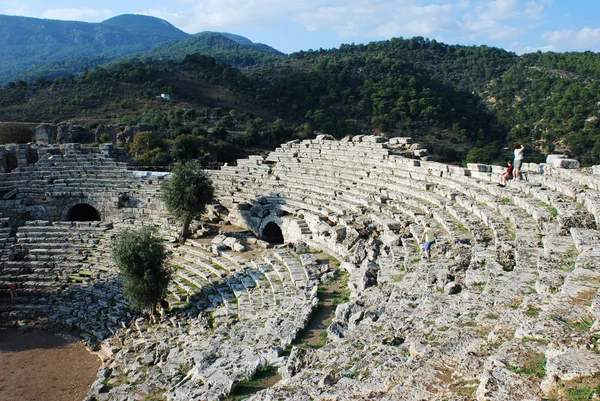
<box><xmin>232</xmin><ymin>242</ymin><xmax>246</xmax><ymax>252</ymax></box>
<box><xmin>541</xmin><ymin>349</ymin><xmax>600</xmax><ymax>395</ymax></box>
<box><xmin>250</xmin><ymin>202</ymin><xmax>265</xmax><ymax>217</ymax></box>
<box><xmin>212</xmin><ymin>235</ymin><xmax>227</xmax><ymax>245</ymax></box>
<box><xmin>364</xmin><ymin>135</ymin><xmax>386</xmax><ymax>143</ymax></box>
<box><xmin>593</xmin><ymin>165</ymin><xmax>600</xmax><ymax>175</ymax></box>
<box><xmin>546</xmin><ymin>154</ymin><xmax>567</xmax><ymax>164</ymax></box>
<box><xmin>35</xmin><ymin>124</ymin><xmax>58</xmax><ymax>144</ymax></box>
<box><xmin>551</xmin><ymin>158</ymin><xmax>580</xmax><ymax>169</ymax></box>
<box><xmin>389</xmin><ymin>137</ymin><xmax>413</xmax><ymax>145</ymax></box>
<box><xmin>351</xmin><ymin>135</ymin><xmax>364</xmax><ymax>143</ymax></box>
<box><xmin>316</xmin><ymin>134</ymin><xmax>335</xmax><ymax>142</ymax></box>
<box><xmin>414</xmin><ymin>149</ymin><xmax>428</xmax><ymax>157</ymax></box>
<box><xmin>279</xmin><ymin>347</ymin><xmax>318</xmax><ymax>380</ymax></box>
<box><xmin>476</xmin><ymin>366</ymin><xmax>542</xmax><ymax>401</ymax></box>
<box><xmin>467</xmin><ymin>163</ymin><xmax>492</xmax><ymax>172</ymax></box>
<box><xmin>327</xmin><ymin>321</ymin><xmax>348</xmax><ymax>340</ymax></box>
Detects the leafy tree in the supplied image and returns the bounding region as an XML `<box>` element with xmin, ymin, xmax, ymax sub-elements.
<box><xmin>111</xmin><ymin>227</ymin><xmax>170</xmax><ymax>313</ymax></box>
<box><xmin>171</xmin><ymin>134</ymin><xmax>204</xmax><ymax>161</ymax></box>
<box><xmin>162</xmin><ymin>161</ymin><xmax>215</xmax><ymax>241</ymax></box>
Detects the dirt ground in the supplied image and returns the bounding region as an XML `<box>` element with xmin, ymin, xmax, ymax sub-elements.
<box><xmin>0</xmin><ymin>328</ymin><xmax>101</xmax><ymax>401</ymax></box>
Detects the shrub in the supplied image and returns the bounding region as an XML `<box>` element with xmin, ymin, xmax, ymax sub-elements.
<box><xmin>111</xmin><ymin>227</ymin><xmax>170</xmax><ymax>312</ymax></box>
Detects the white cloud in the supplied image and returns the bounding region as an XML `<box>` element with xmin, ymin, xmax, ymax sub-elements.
<box><xmin>541</xmin><ymin>27</ymin><xmax>600</xmax><ymax>52</ymax></box>
<box><xmin>40</xmin><ymin>8</ymin><xmax>115</xmax><ymax>22</ymax></box>
<box><xmin>137</xmin><ymin>0</ymin><xmax>552</xmax><ymax>49</ymax></box>
<box><xmin>1</xmin><ymin>0</ymin><xmax>29</xmax><ymax>16</ymax></box>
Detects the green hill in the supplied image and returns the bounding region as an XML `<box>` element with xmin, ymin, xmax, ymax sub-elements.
<box><xmin>123</xmin><ymin>32</ymin><xmax>284</xmax><ymax>67</ymax></box>
<box><xmin>1</xmin><ymin>36</ymin><xmax>599</xmax><ymax>166</ymax></box>
<box><xmin>0</xmin><ymin>14</ymin><xmax>283</xmax><ymax>86</ymax></box>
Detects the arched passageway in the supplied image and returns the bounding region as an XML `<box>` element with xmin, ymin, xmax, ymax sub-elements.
<box><xmin>262</xmin><ymin>222</ymin><xmax>284</xmax><ymax>244</ymax></box>
<box><xmin>65</xmin><ymin>204</ymin><xmax>101</xmax><ymax>221</ymax></box>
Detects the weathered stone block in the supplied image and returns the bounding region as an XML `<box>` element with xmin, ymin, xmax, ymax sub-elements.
<box><xmin>466</xmin><ymin>163</ymin><xmax>492</xmax><ymax>172</ymax></box>
<box><xmin>389</xmin><ymin>137</ymin><xmax>413</xmax><ymax>145</ymax></box>
<box><xmin>551</xmin><ymin>158</ymin><xmax>580</xmax><ymax>169</ymax></box>
<box><xmin>35</xmin><ymin>124</ymin><xmax>58</xmax><ymax>144</ymax></box>
<box><xmin>315</xmin><ymin>134</ymin><xmax>335</xmax><ymax>142</ymax></box>
<box><xmin>546</xmin><ymin>154</ymin><xmax>567</xmax><ymax>164</ymax></box>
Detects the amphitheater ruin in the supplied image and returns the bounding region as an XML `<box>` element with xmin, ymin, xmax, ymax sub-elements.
<box><xmin>1</xmin><ymin>135</ymin><xmax>600</xmax><ymax>400</ymax></box>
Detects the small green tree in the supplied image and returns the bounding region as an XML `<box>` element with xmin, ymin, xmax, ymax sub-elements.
<box><xmin>162</xmin><ymin>161</ymin><xmax>215</xmax><ymax>241</ymax></box>
<box><xmin>112</xmin><ymin>227</ymin><xmax>170</xmax><ymax>313</ymax></box>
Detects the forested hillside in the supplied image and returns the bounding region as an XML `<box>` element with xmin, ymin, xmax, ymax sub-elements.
<box><xmin>1</xmin><ymin>35</ymin><xmax>599</xmax><ymax>166</ymax></box>
<box><xmin>0</xmin><ymin>14</ymin><xmax>282</xmax><ymax>86</ymax></box>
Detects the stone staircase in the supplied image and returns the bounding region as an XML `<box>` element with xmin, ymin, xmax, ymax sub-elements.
<box><xmin>0</xmin><ymin>220</ymin><xmax>130</xmax><ymax>339</ymax></box>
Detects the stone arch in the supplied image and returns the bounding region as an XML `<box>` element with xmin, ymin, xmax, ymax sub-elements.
<box><xmin>259</xmin><ymin>215</ymin><xmax>284</xmax><ymax>244</ymax></box>
<box><xmin>62</xmin><ymin>200</ymin><xmax>103</xmax><ymax>222</ymax></box>
<box><xmin>262</xmin><ymin>222</ymin><xmax>284</xmax><ymax>244</ymax></box>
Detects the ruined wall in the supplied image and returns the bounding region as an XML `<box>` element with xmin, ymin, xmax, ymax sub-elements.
<box><xmin>36</xmin><ymin>122</ymin><xmax>156</xmax><ymax>145</ymax></box>
<box><xmin>0</xmin><ymin>143</ymin><xmax>164</xmax><ymax>224</ymax></box>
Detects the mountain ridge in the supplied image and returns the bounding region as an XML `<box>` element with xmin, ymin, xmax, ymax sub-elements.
<box><xmin>0</xmin><ymin>13</ymin><xmax>282</xmax><ymax>85</ymax></box>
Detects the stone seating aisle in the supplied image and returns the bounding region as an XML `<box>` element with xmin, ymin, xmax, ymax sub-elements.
<box><xmin>0</xmin><ymin>220</ymin><xmax>131</xmax><ymax>339</ymax></box>
<box><xmin>87</xmin><ymin>242</ymin><xmax>320</xmax><ymax>401</ymax></box>
<box><xmin>211</xmin><ymin>138</ymin><xmax>600</xmax><ymax>401</ymax></box>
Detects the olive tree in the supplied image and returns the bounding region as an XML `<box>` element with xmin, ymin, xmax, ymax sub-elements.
<box><xmin>162</xmin><ymin>161</ymin><xmax>214</xmax><ymax>241</ymax></box>
<box><xmin>112</xmin><ymin>227</ymin><xmax>170</xmax><ymax>313</ymax></box>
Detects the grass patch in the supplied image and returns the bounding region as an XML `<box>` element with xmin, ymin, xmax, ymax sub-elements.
<box><xmin>450</xmin><ymin>379</ymin><xmax>479</xmax><ymax>399</ymax></box>
<box><xmin>525</xmin><ymin>287</ymin><xmax>538</xmax><ymax>295</ymax></box>
<box><xmin>144</xmin><ymin>389</ymin><xmax>166</xmax><ymax>401</ymax></box>
<box><xmin>392</xmin><ymin>274</ymin><xmax>405</xmax><ymax>282</ymax></box>
<box><xmin>522</xmin><ymin>336</ymin><xmax>549</xmax><ymax>345</ymax></box>
<box><xmin>524</xmin><ymin>306</ymin><xmax>541</xmax><ymax>317</ymax></box>
<box><xmin>553</xmin><ymin>374</ymin><xmax>600</xmax><ymax>401</ymax></box>
<box><xmin>457</xmin><ymin>224</ymin><xmax>469</xmax><ymax>234</ymax></box>
<box><xmin>548</xmin><ymin>207</ymin><xmax>559</xmax><ymax>217</ymax></box>
<box><xmin>569</xmin><ymin>315</ymin><xmax>594</xmax><ymax>331</ymax></box>
<box><xmin>328</xmin><ymin>255</ymin><xmax>341</xmax><ymax>268</ymax></box>
<box><xmin>473</xmin><ymin>282</ymin><xmax>486</xmax><ymax>292</ymax></box>
<box><xmin>506</xmin><ymin>353</ymin><xmax>546</xmax><ymax>378</ymax></box>
<box><xmin>227</xmin><ymin>365</ymin><xmax>280</xmax><ymax>400</ymax></box>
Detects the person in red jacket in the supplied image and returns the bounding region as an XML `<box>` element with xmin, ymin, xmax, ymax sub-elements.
<box><xmin>9</xmin><ymin>283</ymin><xmax>16</xmax><ymax>303</ymax></box>
<box><xmin>497</xmin><ymin>161</ymin><xmax>513</xmax><ymax>187</ymax></box>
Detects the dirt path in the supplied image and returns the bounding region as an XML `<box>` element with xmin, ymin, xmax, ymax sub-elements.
<box><xmin>0</xmin><ymin>328</ymin><xmax>101</xmax><ymax>401</ymax></box>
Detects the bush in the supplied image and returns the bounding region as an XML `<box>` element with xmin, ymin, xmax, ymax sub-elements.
<box><xmin>0</xmin><ymin>124</ymin><xmax>34</xmax><ymax>144</ymax></box>
<box><xmin>111</xmin><ymin>227</ymin><xmax>170</xmax><ymax>312</ymax></box>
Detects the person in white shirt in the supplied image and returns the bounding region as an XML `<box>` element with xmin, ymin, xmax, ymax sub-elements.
<box><xmin>420</xmin><ymin>223</ymin><xmax>435</xmax><ymax>260</ymax></box>
<box><xmin>513</xmin><ymin>144</ymin><xmax>525</xmax><ymax>180</ymax></box>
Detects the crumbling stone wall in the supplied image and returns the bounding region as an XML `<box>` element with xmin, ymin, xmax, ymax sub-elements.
<box><xmin>0</xmin><ymin>143</ymin><xmax>162</xmax><ymax>224</ymax></box>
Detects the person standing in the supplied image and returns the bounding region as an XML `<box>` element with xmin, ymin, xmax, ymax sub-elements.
<box><xmin>513</xmin><ymin>144</ymin><xmax>525</xmax><ymax>180</ymax></box>
<box><xmin>9</xmin><ymin>283</ymin><xmax>16</xmax><ymax>303</ymax></box>
<box><xmin>420</xmin><ymin>223</ymin><xmax>435</xmax><ymax>260</ymax></box>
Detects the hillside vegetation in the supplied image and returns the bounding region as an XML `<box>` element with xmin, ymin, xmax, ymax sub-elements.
<box><xmin>1</xmin><ymin>34</ymin><xmax>599</xmax><ymax>166</ymax></box>
<box><xmin>0</xmin><ymin>14</ymin><xmax>283</xmax><ymax>86</ymax></box>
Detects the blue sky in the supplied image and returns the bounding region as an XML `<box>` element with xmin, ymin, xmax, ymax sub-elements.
<box><xmin>1</xmin><ymin>0</ymin><xmax>599</xmax><ymax>54</ymax></box>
